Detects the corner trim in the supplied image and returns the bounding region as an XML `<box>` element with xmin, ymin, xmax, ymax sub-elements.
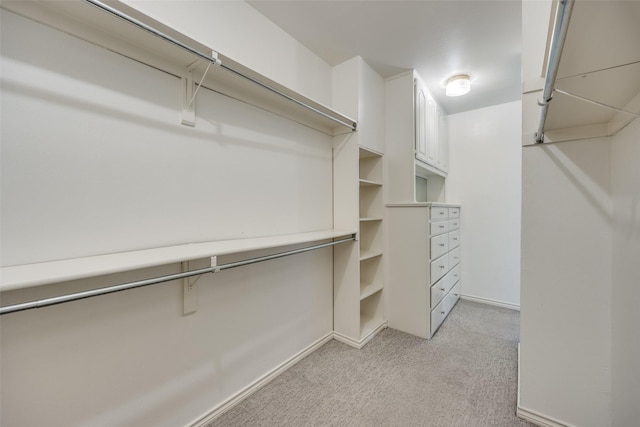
<box><xmin>460</xmin><ymin>293</ymin><xmax>520</xmax><ymax>311</ymax></box>
<box><xmin>333</xmin><ymin>322</ymin><xmax>388</xmax><ymax>349</ymax></box>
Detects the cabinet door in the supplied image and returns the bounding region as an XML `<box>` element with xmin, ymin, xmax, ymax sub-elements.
<box><xmin>426</xmin><ymin>93</ymin><xmax>439</xmax><ymax>167</ymax></box>
<box><xmin>415</xmin><ymin>82</ymin><xmax>428</xmax><ymax>163</ymax></box>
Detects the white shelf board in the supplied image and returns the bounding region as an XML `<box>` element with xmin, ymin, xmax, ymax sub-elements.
<box><xmin>360</xmin><ymin>282</ymin><xmax>383</xmax><ymax>301</ymax></box>
<box><xmin>0</xmin><ymin>230</ymin><xmax>355</xmax><ymax>292</ymax></box>
<box><xmin>359</xmin><ymin>179</ymin><xmax>383</xmax><ymax>187</ymax></box>
<box><xmin>359</xmin><ymin>217</ymin><xmax>383</xmax><ymax>222</ymax></box>
<box><xmin>360</xmin><ymin>311</ymin><xmax>385</xmax><ymax>338</ymax></box>
<box><xmin>360</xmin><ymin>250</ymin><xmax>383</xmax><ymax>262</ymax></box>
<box><xmin>358</xmin><ymin>146</ymin><xmax>383</xmax><ymax>158</ymax></box>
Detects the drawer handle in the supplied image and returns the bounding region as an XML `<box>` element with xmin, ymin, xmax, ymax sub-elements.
<box><xmin>439</xmin><ymin>243</ymin><xmax>445</xmax><ymax>247</ymax></box>
<box><xmin>439</xmin><ymin>265</ymin><xmax>445</xmax><ymax>269</ymax></box>
<box><xmin>454</xmin><ymin>274</ymin><xmax>459</xmax><ymax>278</ymax></box>
<box><xmin>439</xmin><ymin>225</ymin><xmax>445</xmax><ymax>229</ymax></box>
<box><xmin>440</xmin><ymin>287</ymin><xmax>445</xmax><ymax>291</ymax></box>
<box><xmin>440</xmin><ymin>212</ymin><xmax>445</xmax><ymax>215</ymax></box>
<box><xmin>441</xmin><ymin>311</ymin><xmax>446</xmax><ymax>315</ymax></box>
<box><xmin>453</xmin><ymin>237</ymin><xmax>458</xmax><ymax>241</ymax></box>
<box><xmin>454</xmin><ymin>256</ymin><xmax>459</xmax><ymax>260</ymax></box>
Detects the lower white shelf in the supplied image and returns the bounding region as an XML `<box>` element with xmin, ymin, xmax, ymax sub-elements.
<box><xmin>360</xmin><ymin>291</ymin><xmax>384</xmax><ymax>338</ymax></box>
<box><xmin>1</xmin><ymin>229</ymin><xmax>356</xmax><ymax>292</ymax></box>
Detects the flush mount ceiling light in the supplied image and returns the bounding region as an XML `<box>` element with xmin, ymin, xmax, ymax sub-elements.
<box><xmin>445</xmin><ymin>74</ymin><xmax>471</xmax><ymax>97</ymax></box>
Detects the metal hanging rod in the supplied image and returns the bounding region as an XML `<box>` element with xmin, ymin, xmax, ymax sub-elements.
<box><xmin>83</xmin><ymin>0</ymin><xmax>356</xmax><ymax>132</ymax></box>
<box><xmin>0</xmin><ymin>235</ymin><xmax>356</xmax><ymax>316</ymax></box>
<box><xmin>535</xmin><ymin>0</ymin><xmax>575</xmax><ymax>144</ymax></box>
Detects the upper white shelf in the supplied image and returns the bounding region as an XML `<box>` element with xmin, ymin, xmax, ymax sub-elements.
<box><xmin>0</xmin><ymin>230</ymin><xmax>355</xmax><ymax>292</ymax></box>
<box><xmin>1</xmin><ymin>0</ymin><xmax>357</xmax><ymax>135</ymax></box>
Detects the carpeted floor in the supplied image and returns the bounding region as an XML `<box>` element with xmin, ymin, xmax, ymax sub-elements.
<box><xmin>207</xmin><ymin>300</ymin><xmax>535</xmax><ymax>426</ymax></box>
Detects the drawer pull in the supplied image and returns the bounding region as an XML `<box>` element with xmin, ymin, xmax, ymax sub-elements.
<box><xmin>440</xmin><ymin>287</ymin><xmax>445</xmax><ymax>291</ymax></box>
<box><xmin>439</xmin><ymin>265</ymin><xmax>445</xmax><ymax>269</ymax></box>
<box><xmin>454</xmin><ymin>256</ymin><xmax>459</xmax><ymax>260</ymax></box>
<box><xmin>453</xmin><ymin>237</ymin><xmax>458</xmax><ymax>241</ymax></box>
<box><xmin>441</xmin><ymin>311</ymin><xmax>446</xmax><ymax>315</ymax></box>
<box><xmin>440</xmin><ymin>212</ymin><xmax>445</xmax><ymax>215</ymax></box>
<box><xmin>439</xmin><ymin>243</ymin><xmax>445</xmax><ymax>247</ymax></box>
<box><xmin>439</xmin><ymin>225</ymin><xmax>445</xmax><ymax>229</ymax></box>
<box><xmin>454</xmin><ymin>274</ymin><xmax>459</xmax><ymax>278</ymax></box>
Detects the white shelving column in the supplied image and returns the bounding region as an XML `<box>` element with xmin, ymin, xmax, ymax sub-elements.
<box><xmin>332</xmin><ymin>57</ymin><xmax>386</xmax><ymax>348</ymax></box>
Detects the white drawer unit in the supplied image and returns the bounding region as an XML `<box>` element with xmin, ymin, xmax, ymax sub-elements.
<box><xmin>386</xmin><ymin>204</ymin><xmax>462</xmax><ymax>340</ymax></box>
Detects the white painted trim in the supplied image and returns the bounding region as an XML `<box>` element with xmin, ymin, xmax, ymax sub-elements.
<box><xmin>187</xmin><ymin>332</ymin><xmax>334</xmax><ymax>427</ymax></box>
<box><xmin>516</xmin><ymin>406</ymin><xmax>575</xmax><ymax>427</ymax></box>
<box><xmin>460</xmin><ymin>293</ymin><xmax>520</xmax><ymax>311</ymax></box>
<box><xmin>333</xmin><ymin>322</ymin><xmax>388</xmax><ymax>349</ymax></box>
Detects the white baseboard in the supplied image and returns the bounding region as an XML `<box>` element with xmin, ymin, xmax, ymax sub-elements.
<box><xmin>460</xmin><ymin>293</ymin><xmax>520</xmax><ymax>311</ymax></box>
<box><xmin>516</xmin><ymin>344</ymin><xmax>574</xmax><ymax>427</ymax></box>
<box><xmin>516</xmin><ymin>406</ymin><xmax>574</xmax><ymax>427</ymax></box>
<box><xmin>333</xmin><ymin>322</ymin><xmax>388</xmax><ymax>349</ymax></box>
<box><xmin>188</xmin><ymin>332</ymin><xmax>334</xmax><ymax>427</ymax></box>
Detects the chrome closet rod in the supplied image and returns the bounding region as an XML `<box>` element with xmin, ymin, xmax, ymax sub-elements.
<box><xmin>0</xmin><ymin>235</ymin><xmax>356</xmax><ymax>316</ymax></box>
<box><xmin>535</xmin><ymin>0</ymin><xmax>575</xmax><ymax>144</ymax></box>
<box><xmin>83</xmin><ymin>0</ymin><xmax>356</xmax><ymax>132</ymax></box>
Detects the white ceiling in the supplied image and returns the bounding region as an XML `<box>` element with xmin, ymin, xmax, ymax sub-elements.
<box><xmin>247</xmin><ymin>0</ymin><xmax>522</xmax><ymax>114</ymax></box>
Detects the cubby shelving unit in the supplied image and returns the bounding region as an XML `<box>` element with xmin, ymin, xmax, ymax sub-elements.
<box><xmin>333</xmin><ymin>140</ymin><xmax>386</xmax><ymax>348</ymax></box>
<box><xmin>358</xmin><ymin>146</ymin><xmax>384</xmax><ymax>339</ymax></box>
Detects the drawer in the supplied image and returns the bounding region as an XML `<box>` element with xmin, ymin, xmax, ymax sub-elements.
<box><xmin>449</xmin><ymin>229</ymin><xmax>460</xmax><ymax>249</ymax></box>
<box><xmin>430</xmin><ymin>283</ymin><xmax>461</xmax><ymax>336</ymax></box>
<box><xmin>430</xmin><ymin>254</ymin><xmax>449</xmax><ymax>285</ymax></box>
<box><xmin>449</xmin><ymin>264</ymin><xmax>461</xmax><ymax>287</ymax></box>
<box><xmin>448</xmin><ymin>207</ymin><xmax>460</xmax><ymax>219</ymax></box>
<box><xmin>430</xmin><ymin>233</ymin><xmax>449</xmax><ymax>260</ymax></box>
<box><xmin>449</xmin><ymin>246</ymin><xmax>461</xmax><ymax>268</ymax></box>
<box><xmin>430</xmin><ymin>207</ymin><xmax>448</xmax><ymax>221</ymax></box>
<box><xmin>430</xmin><ymin>268</ymin><xmax>456</xmax><ymax>309</ymax></box>
<box><xmin>450</xmin><ymin>281</ymin><xmax>462</xmax><ymax>302</ymax></box>
<box><xmin>430</xmin><ymin>281</ymin><xmax>447</xmax><ymax>309</ymax></box>
<box><xmin>431</xmin><ymin>298</ymin><xmax>447</xmax><ymax>336</ymax></box>
<box><xmin>448</xmin><ymin>218</ymin><xmax>460</xmax><ymax>231</ymax></box>
<box><xmin>430</xmin><ymin>220</ymin><xmax>449</xmax><ymax>236</ymax></box>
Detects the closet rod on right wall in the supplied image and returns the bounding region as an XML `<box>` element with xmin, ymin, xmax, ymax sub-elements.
<box><xmin>534</xmin><ymin>0</ymin><xmax>575</xmax><ymax>144</ymax></box>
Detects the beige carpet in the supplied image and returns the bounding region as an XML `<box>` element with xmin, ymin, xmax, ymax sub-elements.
<box><xmin>208</xmin><ymin>300</ymin><xmax>535</xmax><ymax>426</ymax></box>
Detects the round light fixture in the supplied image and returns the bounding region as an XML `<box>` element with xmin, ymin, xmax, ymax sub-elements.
<box><xmin>445</xmin><ymin>74</ymin><xmax>471</xmax><ymax>97</ymax></box>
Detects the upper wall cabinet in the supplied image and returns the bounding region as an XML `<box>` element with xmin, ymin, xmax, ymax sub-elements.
<box><xmin>414</xmin><ymin>75</ymin><xmax>448</xmax><ymax>175</ymax></box>
<box><xmin>0</xmin><ymin>0</ymin><xmax>356</xmax><ymax>136</ymax></box>
<box><xmin>386</xmin><ymin>71</ymin><xmax>448</xmax><ymax>204</ymax></box>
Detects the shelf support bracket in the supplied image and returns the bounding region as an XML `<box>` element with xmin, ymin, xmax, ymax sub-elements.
<box><xmin>180</xmin><ymin>51</ymin><xmax>221</xmax><ymax>127</ymax></box>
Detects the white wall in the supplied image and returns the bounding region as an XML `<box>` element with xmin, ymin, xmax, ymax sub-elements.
<box><xmin>520</xmin><ymin>138</ymin><xmax>612</xmax><ymax>427</ymax></box>
<box><xmin>611</xmin><ymin>118</ymin><xmax>640</xmax><ymax>426</ymax></box>
<box><xmin>1</xmin><ymin>7</ymin><xmax>336</xmax><ymax>427</ymax></box>
<box><xmin>446</xmin><ymin>101</ymin><xmax>522</xmax><ymax>308</ymax></box>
